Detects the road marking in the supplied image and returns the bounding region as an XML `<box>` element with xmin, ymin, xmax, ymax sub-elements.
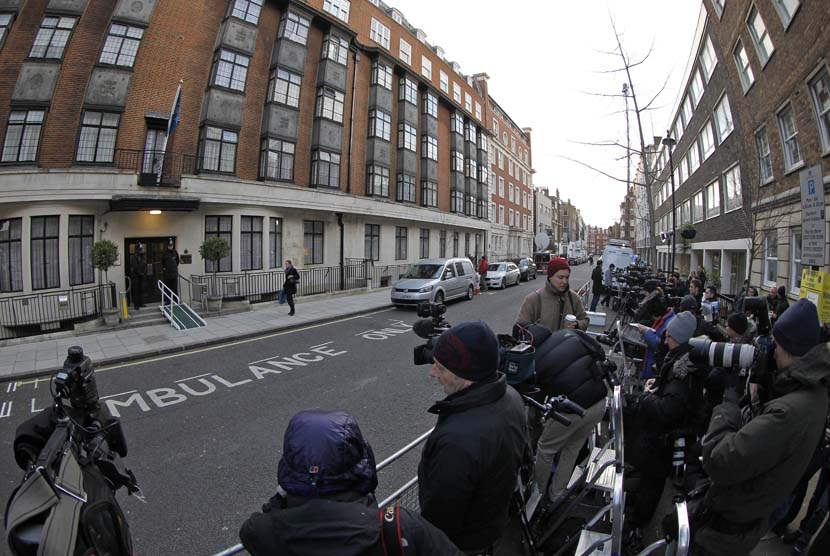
<box><xmin>13</xmin><ymin>307</ymin><xmax>397</xmax><ymax>383</ymax></box>
<box><xmin>175</xmin><ymin>373</ymin><xmax>213</xmax><ymax>383</ymax></box>
<box><xmin>100</xmin><ymin>390</ymin><xmax>138</xmax><ymax>400</ymax></box>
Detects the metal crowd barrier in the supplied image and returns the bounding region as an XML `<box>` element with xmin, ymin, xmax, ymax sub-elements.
<box><xmin>210</xmin><ymin>427</ymin><xmax>434</xmax><ymax>556</ymax></box>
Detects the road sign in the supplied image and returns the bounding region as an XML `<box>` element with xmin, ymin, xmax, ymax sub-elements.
<box><xmin>799</xmin><ymin>268</ymin><xmax>830</xmax><ymax>324</ymax></box>
<box><xmin>799</xmin><ymin>164</ymin><xmax>826</xmax><ymax>267</ymax></box>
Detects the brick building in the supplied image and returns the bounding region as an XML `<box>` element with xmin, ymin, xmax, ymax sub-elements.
<box><xmin>0</xmin><ymin>0</ymin><xmax>494</xmax><ymax>335</ymax></box>
<box><xmin>618</xmin><ymin>186</ymin><xmax>636</xmax><ymax>245</ymax></box>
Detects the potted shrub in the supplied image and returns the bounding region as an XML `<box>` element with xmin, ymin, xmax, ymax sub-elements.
<box><xmin>199</xmin><ymin>236</ymin><xmax>230</xmax><ymax>312</ymax></box>
<box><xmin>91</xmin><ymin>239</ymin><xmax>120</xmax><ymax>325</ymax></box>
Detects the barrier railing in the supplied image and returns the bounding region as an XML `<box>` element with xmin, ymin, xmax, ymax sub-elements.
<box><xmin>0</xmin><ymin>283</ymin><xmax>116</xmax><ymax>333</ymax></box>
<box><xmin>114</xmin><ymin>149</ymin><xmax>198</xmax><ymax>187</ymax></box>
<box><xmin>210</xmin><ymin>427</ymin><xmax>434</xmax><ymax>556</ymax></box>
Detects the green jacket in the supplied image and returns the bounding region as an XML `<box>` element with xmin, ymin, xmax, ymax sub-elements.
<box><xmin>516</xmin><ymin>280</ymin><xmax>589</xmax><ymax>332</ymax></box>
<box><xmin>701</xmin><ymin>342</ymin><xmax>830</xmax><ymax>524</ymax></box>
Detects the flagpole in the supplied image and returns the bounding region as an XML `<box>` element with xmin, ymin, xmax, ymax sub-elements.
<box><xmin>157</xmin><ymin>79</ymin><xmax>183</xmax><ymax>185</ymax></box>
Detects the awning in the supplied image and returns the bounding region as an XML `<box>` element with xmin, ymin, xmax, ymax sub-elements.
<box><xmin>109</xmin><ymin>195</ymin><xmax>200</xmax><ymax>212</ymax></box>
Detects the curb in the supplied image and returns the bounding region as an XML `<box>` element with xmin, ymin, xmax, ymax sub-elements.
<box><xmin>5</xmin><ymin>303</ymin><xmax>396</xmax><ymax>383</ymax></box>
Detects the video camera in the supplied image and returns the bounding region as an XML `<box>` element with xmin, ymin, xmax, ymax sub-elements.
<box><xmin>412</xmin><ymin>302</ymin><xmax>451</xmax><ymax>365</ymax></box>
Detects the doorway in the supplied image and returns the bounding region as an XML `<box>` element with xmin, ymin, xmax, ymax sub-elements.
<box><xmin>124</xmin><ymin>237</ymin><xmax>175</xmax><ymax>305</ymax></box>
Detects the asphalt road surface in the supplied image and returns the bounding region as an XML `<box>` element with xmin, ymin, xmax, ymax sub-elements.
<box><xmin>0</xmin><ymin>263</ymin><xmax>595</xmax><ymax>556</ymax></box>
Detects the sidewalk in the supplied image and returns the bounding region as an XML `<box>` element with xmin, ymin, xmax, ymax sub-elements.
<box><xmin>0</xmin><ymin>290</ymin><xmax>395</xmax><ymax>382</ymax></box>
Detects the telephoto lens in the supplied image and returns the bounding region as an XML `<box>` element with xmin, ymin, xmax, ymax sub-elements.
<box><xmin>689</xmin><ymin>338</ymin><xmax>756</xmax><ymax>369</ymax></box>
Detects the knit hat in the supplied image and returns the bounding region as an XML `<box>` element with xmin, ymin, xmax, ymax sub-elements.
<box><xmin>666</xmin><ymin>311</ymin><xmax>697</xmax><ymax>344</ymax></box>
<box><xmin>547</xmin><ymin>257</ymin><xmax>571</xmax><ymax>277</ymax></box>
<box><xmin>679</xmin><ymin>294</ymin><xmax>699</xmax><ymax>312</ymax></box>
<box><xmin>773</xmin><ymin>299</ymin><xmax>820</xmax><ymax>356</ymax></box>
<box><xmin>433</xmin><ymin>320</ymin><xmax>499</xmax><ymax>382</ymax></box>
<box><xmin>727</xmin><ymin>313</ymin><xmax>748</xmax><ymax>335</ymax></box>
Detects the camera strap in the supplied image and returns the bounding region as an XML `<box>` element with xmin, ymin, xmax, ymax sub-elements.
<box><xmin>377</xmin><ymin>505</ymin><xmax>405</xmax><ymax>556</ymax></box>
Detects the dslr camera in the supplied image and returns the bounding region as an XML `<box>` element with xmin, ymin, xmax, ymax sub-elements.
<box><xmin>412</xmin><ymin>302</ymin><xmax>451</xmax><ymax>365</ymax></box>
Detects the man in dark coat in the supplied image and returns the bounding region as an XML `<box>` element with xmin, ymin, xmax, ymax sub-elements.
<box><xmin>240</xmin><ymin>409</ymin><xmax>462</xmax><ymax>556</ymax></box>
<box><xmin>695</xmin><ymin>300</ymin><xmax>830</xmax><ymax>556</ymax></box>
<box><xmin>161</xmin><ymin>238</ymin><xmax>179</xmax><ymax>301</ymax></box>
<box><xmin>283</xmin><ymin>259</ymin><xmax>299</xmax><ymax>316</ymax></box>
<box><xmin>129</xmin><ymin>243</ymin><xmax>146</xmax><ymax>310</ymax></box>
<box><xmin>590</xmin><ymin>259</ymin><xmax>604</xmax><ymax>312</ymax></box>
<box><xmin>418</xmin><ymin>321</ymin><xmax>528</xmax><ymax>555</ymax></box>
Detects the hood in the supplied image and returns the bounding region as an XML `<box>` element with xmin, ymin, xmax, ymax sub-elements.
<box><xmin>776</xmin><ymin>342</ymin><xmax>830</xmax><ymax>389</ymax></box>
<box><xmin>486</xmin><ymin>269</ymin><xmax>506</xmax><ymax>277</ymax></box>
<box><xmin>394</xmin><ymin>278</ymin><xmax>438</xmax><ymax>290</ymax></box>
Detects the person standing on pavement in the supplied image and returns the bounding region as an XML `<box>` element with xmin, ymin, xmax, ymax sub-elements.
<box><xmin>161</xmin><ymin>238</ymin><xmax>180</xmax><ymax>301</ymax></box>
<box><xmin>601</xmin><ymin>263</ymin><xmax>616</xmax><ymax>307</ymax></box>
<box><xmin>516</xmin><ymin>257</ymin><xmax>589</xmax><ymax>332</ymax></box>
<box><xmin>590</xmin><ymin>259</ymin><xmax>604</xmax><ymax>312</ymax></box>
<box><xmin>418</xmin><ymin>321</ymin><xmax>528</xmax><ymax>555</ymax></box>
<box><xmin>283</xmin><ymin>260</ymin><xmax>299</xmax><ymax>316</ymax></box>
<box><xmin>129</xmin><ymin>243</ymin><xmax>146</xmax><ymax>310</ymax></box>
<box><xmin>477</xmin><ymin>255</ymin><xmax>489</xmax><ymax>292</ymax></box>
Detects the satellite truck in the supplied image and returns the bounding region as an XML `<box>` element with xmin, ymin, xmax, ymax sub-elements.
<box><xmin>601</xmin><ymin>239</ymin><xmax>634</xmax><ymax>273</ymax></box>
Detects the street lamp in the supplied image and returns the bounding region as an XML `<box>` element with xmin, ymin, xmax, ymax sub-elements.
<box><xmin>663</xmin><ymin>132</ymin><xmax>677</xmax><ymax>273</ymax></box>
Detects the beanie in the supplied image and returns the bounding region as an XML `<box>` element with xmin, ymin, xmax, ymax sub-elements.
<box><xmin>773</xmin><ymin>299</ymin><xmax>820</xmax><ymax>356</ymax></box>
<box><xmin>666</xmin><ymin>311</ymin><xmax>697</xmax><ymax>344</ymax></box>
<box><xmin>547</xmin><ymin>257</ymin><xmax>571</xmax><ymax>277</ymax></box>
<box><xmin>679</xmin><ymin>294</ymin><xmax>699</xmax><ymax>313</ymax></box>
<box><xmin>727</xmin><ymin>313</ymin><xmax>748</xmax><ymax>335</ymax></box>
<box><xmin>432</xmin><ymin>320</ymin><xmax>499</xmax><ymax>382</ymax></box>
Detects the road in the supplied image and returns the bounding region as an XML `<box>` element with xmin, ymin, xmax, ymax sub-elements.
<box><xmin>0</xmin><ymin>262</ymin><xmax>595</xmax><ymax>556</ymax></box>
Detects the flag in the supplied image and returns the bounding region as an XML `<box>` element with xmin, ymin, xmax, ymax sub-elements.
<box><xmin>166</xmin><ymin>81</ymin><xmax>182</xmax><ymax>138</ymax></box>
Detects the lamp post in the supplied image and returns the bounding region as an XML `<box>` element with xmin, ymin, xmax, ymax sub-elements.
<box><xmin>663</xmin><ymin>132</ymin><xmax>677</xmax><ymax>273</ymax></box>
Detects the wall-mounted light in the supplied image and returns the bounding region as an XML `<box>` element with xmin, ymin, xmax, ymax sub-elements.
<box><xmin>149</xmin><ymin>210</ymin><xmax>162</xmax><ymax>215</ymax></box>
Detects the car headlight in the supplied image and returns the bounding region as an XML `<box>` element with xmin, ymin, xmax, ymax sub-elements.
<box><xmin>419</xmin><ymin>285</ymin><xmax>434</xmax><ymax>293</ymax></box>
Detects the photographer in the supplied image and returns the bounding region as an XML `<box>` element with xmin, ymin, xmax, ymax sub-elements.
<box><xmin>695</xmin><ymin>300</ymin><xmax>830</xmax><ymax>556</ymax></box>
<box><xmin>418</xmin><ymin>321</ymin><xmax>528</xmax><ymax>555</ymax></box>
<box><xmin>601</xmin><ymin>263</ymin><xmax>616</xmax><ymax>308</ymax></box>
<box><xmin>240</xmin><ymin>409</ymin><xmax>462</xmax><ymax>556</ymax></box>
<box><xmin>680</xmin><ymin>295</ymin><xmax>729</xmax><ymax>343</ymax></box>
<box><xmin>517</xmin><ymin>258</ymin><xmax>589</xmax><ymax>333</ymax></box>
<box><xmin>631</xmin><ymin>291</ymin><xmax>676</xmax><ymax>379</ymax></box>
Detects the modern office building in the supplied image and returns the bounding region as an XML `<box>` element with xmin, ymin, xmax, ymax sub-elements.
<box><xmin>0</xmin><ymin>0</ymin><xmax>493</xmax><ymax>336</ymax></box>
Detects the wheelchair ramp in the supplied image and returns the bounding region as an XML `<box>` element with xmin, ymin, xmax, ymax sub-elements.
<box><xmin>161</xmin><ymin>303</ymin><xmax>206</xmax><ymax>330</ymax></box>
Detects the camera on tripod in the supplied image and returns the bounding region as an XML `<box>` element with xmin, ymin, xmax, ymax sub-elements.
<box><xmin>412</xmin><ymin>302</ymin><xmax>451</xmax><ymax>365</ymax></box>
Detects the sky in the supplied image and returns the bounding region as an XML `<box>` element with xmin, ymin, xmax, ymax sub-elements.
<box><xmin>391</xmin><ymin>0</ymin><xmax>703</xmax><ymax>227</ymax></box>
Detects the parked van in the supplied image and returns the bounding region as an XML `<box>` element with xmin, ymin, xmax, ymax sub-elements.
<box><xmin>390</xmin><ymin>258</ymin><xmax>477</xmax><ymax>306</ymax></box>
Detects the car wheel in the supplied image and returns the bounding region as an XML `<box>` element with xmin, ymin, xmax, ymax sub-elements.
<box><xmin>466</xmin><ymin>285</ymin><xmax>474</xmax><ymax>300</ymax></box>
<box><xmin>500</xmin><ymin>278</ymin><xmax>505</xmax><ymax>289</ymax></box>
<box><xmin>434</xmin><ymin>291</ymin><xmax>445</xmax><ymax>305</ymax></box>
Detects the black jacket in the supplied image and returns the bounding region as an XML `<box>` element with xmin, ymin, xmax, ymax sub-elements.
<box><xmin>129</xmin><ymin>253</ymin><xmax>146</xmax><ymax>277</ymax></box>
<box><xmin>283</xmin><ymin>266</ymin><xmax>299</xmax><ymax>294</ymax></box>
<box><xmin>162</xmin><ymin>249</ymin><xmax>179</xmax><ymax>279</ymax></box>
<box><xmin>591</xmin><ymin>266</ymin><xmax>604</xmax><ymax>294</ymax></box>
<box><xmin>418</xmin><ymin>374</ymin><xmax>528</xmax><ymax>552</ymax></box>
<box><xmin>240</xmin><ymin>492</ymin><xmax>462</xmax><ymax>556</ymax></box>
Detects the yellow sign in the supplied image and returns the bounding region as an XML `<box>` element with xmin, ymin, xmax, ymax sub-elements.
<box><xmin>799</xmin><ymin>269</ymin><xmax>830</xmax><ymax>323</ymax></box>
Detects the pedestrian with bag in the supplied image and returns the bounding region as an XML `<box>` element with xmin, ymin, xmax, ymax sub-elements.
<box><xmin>282</xmin><ymin>259</ymin><xmax>299</xmax><ymax>316</ymax></box>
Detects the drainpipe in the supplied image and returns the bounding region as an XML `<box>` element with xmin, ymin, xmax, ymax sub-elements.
<box><xmin>346</xmin><ymin>42</ymin><xmax>360</xmax><ymax>194</ymax></box>
<box><xmin>337</xmin><ymin>212</ymin><xmax>345</xmax><ymax>290</ymax></box>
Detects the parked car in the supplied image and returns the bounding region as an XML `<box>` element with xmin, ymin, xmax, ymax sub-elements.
<box><xmin>486</xmin><ymin>262</ymin><xmax>521</xmax><ymax>289</ymax></box>
<box><xmin>390</xmin><ymin>258</ymin><xmax>477</xmax><ymax>306</ymax></box>
<box><xmin>512</xmin><ymin>258</ymin><xmax>538</xmax><ymax>281</ymax></box>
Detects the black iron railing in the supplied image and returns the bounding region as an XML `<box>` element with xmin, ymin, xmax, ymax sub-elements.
<box><xmin>114</xmin><ymin>149</ymin><xmax>199</xmax><ymax>187</ymax></box>
<box><xmin>0</xmin><ymin>283</ymin><xmax>116</xmax><ymax>331</ymax></box>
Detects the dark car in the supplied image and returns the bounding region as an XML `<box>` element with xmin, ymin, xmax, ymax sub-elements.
<box><xmin>512</xmin><ymin>258</ymin><xmax>537</xmax><ymax>281</ymax></box>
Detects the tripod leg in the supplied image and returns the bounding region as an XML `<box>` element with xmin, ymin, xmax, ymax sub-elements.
<box><xmin>514</xmin><ymin>491</ymin><xmax>538</xmax><ymax>553</ymax></box>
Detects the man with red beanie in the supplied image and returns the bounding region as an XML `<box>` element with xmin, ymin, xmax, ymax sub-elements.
<box><xmin>516</xmin><ymin>257</ymin><xmax>589</xmax><ymax>332</ymax></box>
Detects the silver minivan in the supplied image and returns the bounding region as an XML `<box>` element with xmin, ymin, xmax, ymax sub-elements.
<box><xmin>391</xmin><ymin>258</ymin><xmax>477</xmax><ymax>306</ymax></box>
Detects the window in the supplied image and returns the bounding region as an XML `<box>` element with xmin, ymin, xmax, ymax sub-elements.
<box><xmin>2</xmin><ymin>109</ymin><xmax>44</xmax><ymax>162</ymax></box>
<box><xmin>451</xmin><ymin>191</ymin><xmax>463</xmax><ymax>213</ymax></box>
<box><xmin>398</xmin><ymin>122</ymin><xmax>418</xmax><ymax>152</ymax></box>
<box><xmin>269</xmin><ymin>218</ymin><xmax>282</xmax><ymax>268</ymax></box>
<box><xmin>773</xmin><ymin>0</ymin><xmax>800</xmax><ymax>28</ymax></box>
<box><xmin>478</xmin><ymin>133</ymin><xmax>488</xmax><ymax>153</ymax></box>
<box><xmin>508</xmin><ymin>183</ymin><xmax>514</xmax><ymax>202</ymax></box>
<box><xmin>509</xmin><ymin>209</ymin><xmax>514</xmax><ymax>226</ymax></box>
<box><xmin>205</xmin><ymin>216</ymin><xmax>232</xmax><ymax>272</ymax></box>
<box><xmin>808</xmin><ymin>68</ymin><xmax>830</xmax><ymax>152</ymax></box>
<box><xmin>710</xmin><ymin>0</ymin><xmax>725</xmax><ymax>17</ymax></box>
<box><xmin>497</xmin><ymin>151</ymin><xmax>504</xmax><ymax>170</ymax></box>
<box><xmin>419</xmin><ymin>229</ymin><xmax>430</xmax><ymax>258</ymax></box>
<box><xmin>421</xmin><ymin>181</ymin><xmax>437</xmax><ymax>207</ymax></box>
<box><xmin>232</xmin><ymin>0</ymin><xmax>263</xmax><ymax>24</ymax></box>
<box><xmin>421</xmin><ymin>135</ymin><xmax>438</xmax><ymax>160</ymax></box>
<box><xmin>439</xmin><ymin>70</ymin><xmax>448</xmax><ymax>93</ymax></box>
<box><xmin>260</xmin><ymin>138</ymin><xmax>295</xmax><ymax>181</ymax></box>
<box><xmin>764</xmin><ymin>231</ymin><xmax>778</xmax><ymax>285</ymax></box>
<box><xmin>502</xmin><ymin>131</ymin><xmax>507</xmax><ymax>145</ymax></box>
<box><xmin>706</xmin><ymin>180</ymin><xmax>721</xmax><ymax>219</ymax></box>
<box><xmin>700</xmin><ymin>120</ymin><xmax>715</xmax><ymax>159</ymax></box>
<box><xmin>690</xmin><ymin>69</ymin><xmax>704</xmax><ymax>107</ymax></box>
<box><xmin>681</xmin><ymin>95</ymin><xmax>693</xmax><ymax>127</ymax></box>
<box><xmin>315</xmin><ymin>87</ymin><xmax>345</xmax><ymax>123</ymax></box>
<box><xmin>465</xmin><ymin>122</ymin><xmax>477</xmax><ymax>144</ymax></box>
<box><xmin>0</xmin><ymin>13</ymin><xmax>13</xmax><ymax>48</ymax></box>
<box><xmin>699</xmin><ymin>35</ymin><xmax>717</xmax><ymax>81</ymax></box>
<box><xmin>450</xmin><ymin>113</ymin><xmax>464</xmax><ymax>135</ymax></box>
<box><xmin>790</xmin><ymin>229</ymin><xmax>802</xmax><ymax>293</ymax></box>
<box><xmin>304</xmin><ymin>220</ymin><xmax>324</xmax><ymax>265</ymax></box>
<box><xmin>30</xmin><ymin>16</ymin><xmax>75</xmax><ymax>58</ymax></box>
<box><xmin>396</xmin><ymin>173</ymin><xmax>415</xmax><ymax>202</ymax></box>
<box><xmin>76</xmin><ymin>111</ymin><xmax>119</xmax><ymax>163</ymax></box>
<box><xmin>777</xmin><ymin>103</ymin><xmax>802</xmax><ymax>170</ymax></box>
<box><xmin>278</xmin><ymin>12</ymin><xmax>310</xmax><ymax>45</ymax></box>
<box><xmin>370</xmin><ymin>18</ymin><xmax>390</xmax><ymax>49</ymax></box>
<box><xmin>323</xmin><ymin>0</ymin><xmax>350</xmax><ymax>23</ymax></box>
<box><xmin>268</xmin><ymin>68</ymin><xmax>301</xmax><ymax>107</ymax></box>
<box><xmin>733</xmin><ymin>40</ymin><xmax>755</xmax><ymax>92</ymax></box>
<box><xmin>395</xmin><ymin>227</ymin><xmax>407</xmax><ymax>260</ymax></box>
<box><xmin>322</xmin><ymin>33</ymin><xmax>349</xmax><ymax>65</ymax></box>
<box><xmin>422</xmin><ymin>91</ymin><xmax>438</xmax><ymax>118</ymax></box>
<box><xmin>465</xmin><ymin>158</ymin><xmax>477</xmax><ymax>179</ymax></box>
<box><xmin>755</xmin><ymin>126</ymin><xmax>773</xmax><ymax>182</ymax></box>
<box><xmin>371</xmin><ymin>60</ymin><xmax>393</xmax><ymax>90</ymax></box>
<box><xmin>478</xmin><ymin>165</ymin><xmax>488</xmax><ymax>184</ymax></box>
<box><xmin>493</xmin><ymin>118</ymin><xmax>499</xmax><ymax>135</ymax></box>
<box><xmin>464</xmin><ymin>92</ymin><xmax>472</xmax><ymax>112</ymax></box>
<box><xmin>0</xmin><ymin>218</ymin><xmax>22</xmax><ymax>292</ymax></box>
<box><xmin>452</xmin><ymin>82</ymin><xmax>461</xmax><ymax>103</ymax></box>
<box><xmin>366</xmin><ymin>164</ymin><xmax>389</xmax><ymax>197</ymax></box>
<box><xmin>398</xmin><ymin>38</ymin><xmax>411</xmax><ymax>65</ymax></box>
<box><xmin>311</xmin><ymin>150</ymin><xmax>341</xmax><ymax>188</ymax></box>
<box><xmin>687</xmin><ymin>141</ymin><xmax>700</xmax><ymax>174</ymax></box>
<box><xmin>399</xmin><ymin>77</ymin><xmax>417</xmax><ymax>105</ymax></box>
<box><xmin>723</xmin><ymin>164</ymin><xmax>742</xmax><ymax>211</ymax></box>
<box><xmin>475</xmin><ymin>101</ymin><xmax>482</xmax><ymax>121</ymax></box>
<box><xmin>511</xmin><ymin>136</ymin><xmax>516</xmax><ymax>153</ymax></box>
<box><xmin>452</xmin><ymin>232</ymin><xmax>459</xmax><ymax>257</ymax></box>
<box><xmin>747</xmin><ymin>6</ymin><xmax>774</xmax><ymax>66</ymax></box>
<box><xmin>368</xmin><ymin>109</ymin><xmax>391</xmax><ymax>140</ymax></box>
<box><xmin>364</xmin><ymin>224</ymin><xmax>380</xmax><ymax>261</ymax></box>
<box><xmin>439</xmin><ymin>230</ymin><xmax>447</xmax><ymax>257</ymax></box>
<box><xmin>508</xmin><ymin>159</ymin><xmax>514</xmax><ymax>177</ymax></box>
<box><xmin>682</xmin><ymin>199</ymin><xmax>691</xmax><ymax>225</ymax></box>
<box><xmin>201</xmin><ymin>126</ymin><xmax>237</xmax><ymax>172</ymax></box>
<box><xmin>714</xmin><ymin>94</ymin><xmax>734</xmax><ymax>142</ymax></box>
<box><xmin>498</xmin><ymin>205</ymin><xmax>504</xmax><ymax>224</ymax></box>
<box><xmin>212</xmin><ymin>49</ymin><xmax>249</xmax><ymax>91</ymax></box>
<box><xmin>240</xmin><ymin>216</ymin><xmax>263</xmax><ymax>271</ymax></box>
<box><xmin>451</xmin><ymin>151</ymin><xmax>464</xmax><ymax>172</ymax></box>
<box><xmin>419</xmin><ymin>55</ymin><xmax>432</xmax><ymax>80</ymax></box>
<box><xmin>31</xmin><ymin>216</ymin><xmax>60</xmax><ymax>290</ymax></box>
<box><xmin>99</xmin><ymin>23</ymin><xmax>143</xmax><ymax>67</ymax></box>
<box><xmin>67</xmin><ymin>215</ymin><xmax>94</xmax><ymax>286</ymax></box>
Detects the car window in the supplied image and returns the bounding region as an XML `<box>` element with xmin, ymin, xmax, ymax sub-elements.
<box><xmin>443</xmin><ymin>266</ymin><xmax>455</xmax><ymax>279</ymax></box>
<box><xmin>461</xmin><ymin>261</ymin><xmax>474</xmax><ymax>275</ymax></box>
<box><xmin>402</xmin><ymin>264</ymin><xmax>442</xmax><ymax>279</ymax></box>
<box><xmin>454</xmin><ymin>262</ymin><xmax>465</xmax><ymax>276</ymax></box>
<box><xmin>509</xmin><ymin>264</ymin><xmax>518</xmax><ymax>271</ymax></box>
